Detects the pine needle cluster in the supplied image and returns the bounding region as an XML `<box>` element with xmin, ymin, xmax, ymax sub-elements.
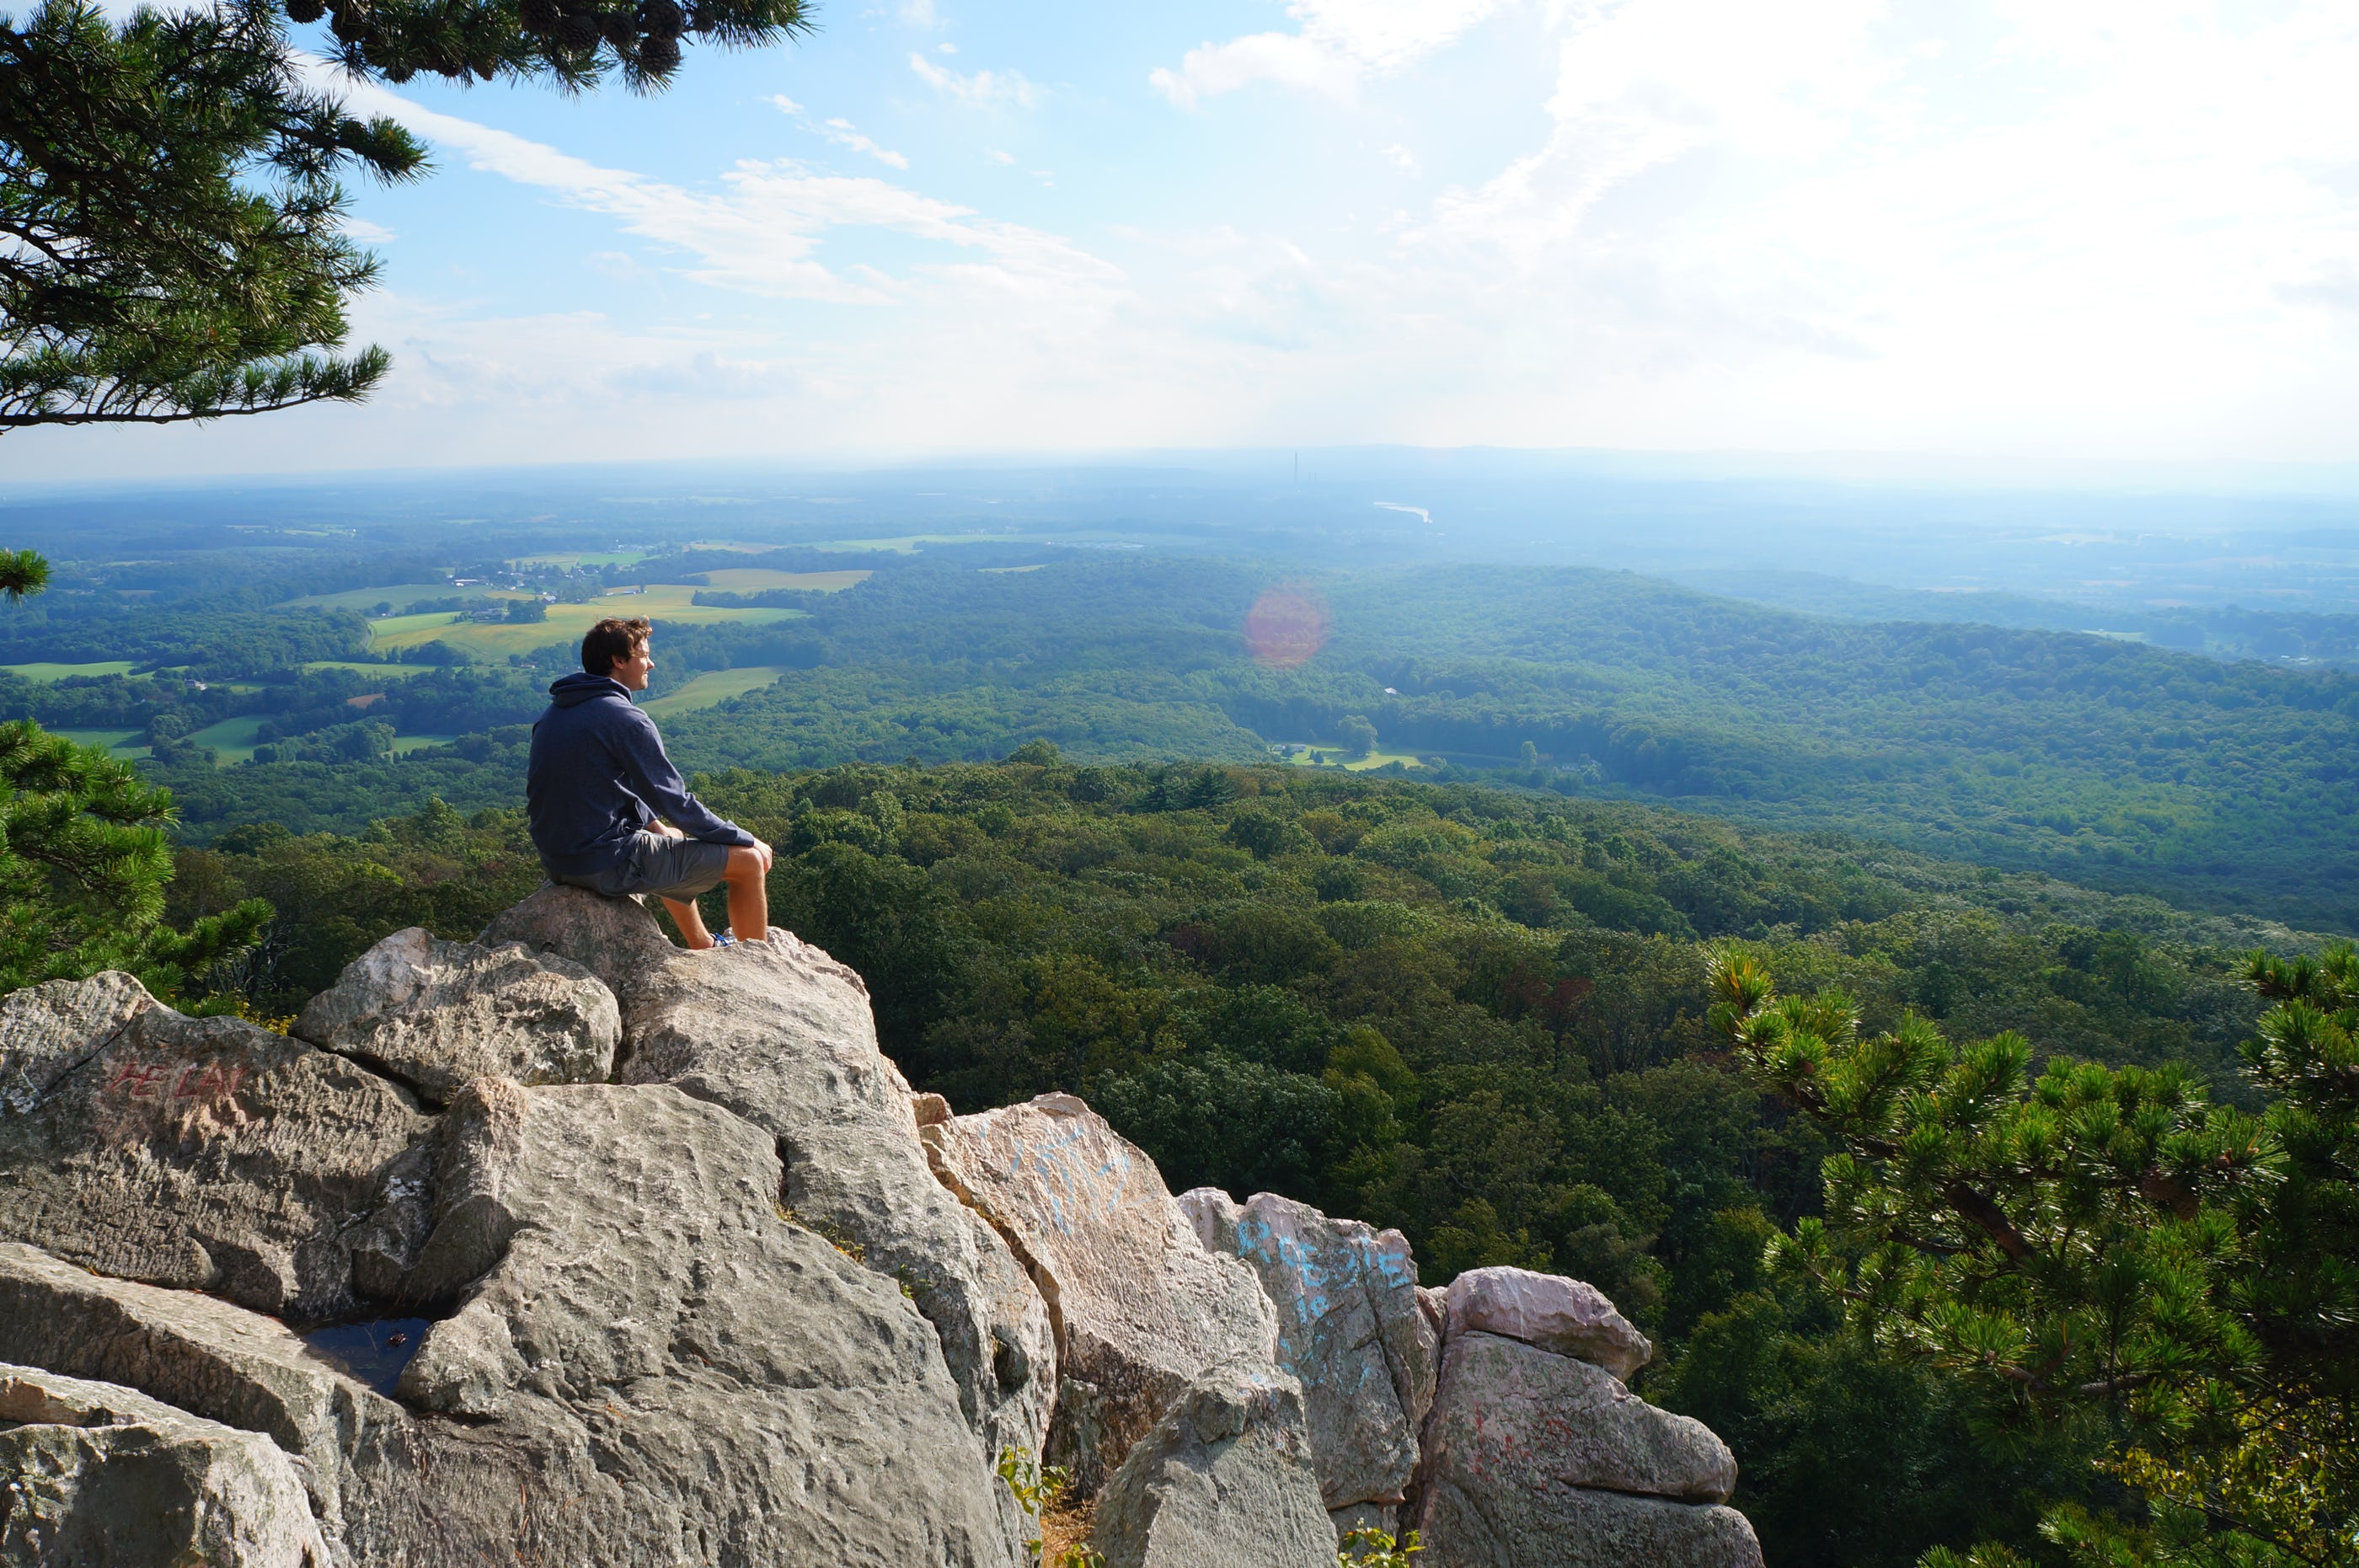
<box><xmin>1709</xmin><ymin>945</ymin><xmax>2358</xmax><ymax>1565</ymax></box>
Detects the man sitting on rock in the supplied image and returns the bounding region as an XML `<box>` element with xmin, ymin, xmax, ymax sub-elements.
<box><xmin>527</xmin><ymin>615</ymin><xmax>774</xmax><ymax>949</ymax></box>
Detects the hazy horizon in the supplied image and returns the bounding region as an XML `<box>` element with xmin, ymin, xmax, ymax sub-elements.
<box><xmin>15</xmin><ymin>0</ymin><xmax>2359</xmax><ymax>483</ymax></box>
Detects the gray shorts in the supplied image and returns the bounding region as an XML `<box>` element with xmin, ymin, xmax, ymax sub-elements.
<box><xmin>562</xmin><ymin>832</ymin><xmax>732</xmax><ymax>902</ymax></box>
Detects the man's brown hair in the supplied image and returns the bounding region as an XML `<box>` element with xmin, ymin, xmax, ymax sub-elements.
<box><xmin>582</xmin><ymin>617</ymin><xmax>651</xmax><ymax>677</ymax></box>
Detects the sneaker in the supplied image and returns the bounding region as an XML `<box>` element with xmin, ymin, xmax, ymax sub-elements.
<box><xmin>712</xmin><ymin>929</ymin><xmax>739</xmax><ymax>949</ymax></box>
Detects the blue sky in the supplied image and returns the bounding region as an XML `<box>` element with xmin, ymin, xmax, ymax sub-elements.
<box><xmin>16</xmin><ymin>0</ymin><xmax>2359</xmax><ymax>481</ymax></box>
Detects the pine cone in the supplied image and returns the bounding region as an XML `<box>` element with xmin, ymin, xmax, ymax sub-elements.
<box><xmin>636</xmin><ymin>0</ymin><xmax>682</xmax><ymax>39</ymax></box>
<box><xmin>327</xmin><ymin>0</ymin><xmax>372</xmax><ymax>44</ymax></box>
<box><xmin>518</xmin><ymin>0</ymin><xmax>562</xmax><ymax>32</ymax></box>
<box><xmin>638</xmin><ymin>31</ymin><xmax>679</xmax><ymax>70</ymax></box>
<box><xmin>284</xmin><ymin>0</ymin><xmax>327</xmax><ymax>24</ymax></box>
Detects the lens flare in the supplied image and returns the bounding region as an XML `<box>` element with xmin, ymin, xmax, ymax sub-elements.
<box><xmin>1245</xmin><ymin>586</ymin><xmax>1330</xmax><ymax>669</ymax></box>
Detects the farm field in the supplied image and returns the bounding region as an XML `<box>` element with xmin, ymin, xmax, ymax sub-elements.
<box><xmin>367</xmin><ymin>587</ymin><xmax>800</xmax><ymax>661</ymax></box>
<box><xmin>642</xmin><ymin>666</ymin><xmax>787</xmax><ymax>716</ymax></box>
<box><xmin>392</xmin><ymin>734</ymin><xmax>460</xmax><ymax>755</ymax></box>
<box><xmin>682</xmin><ymin>569</ymin><xmax>871</xmax><ymax>592</ymax></box>
<box><xmin>188</xmin><ymin>714</ymin><xmax>270</xmax><ymax>763</ymax></box>
<box><xmin>51</xmin><ymin>727</ymin><xmax>145</xmax><ymax>756</ymax></box>
<box><xmin>280</xmin><ymin>584</ymin><xmax>499</xmax><ymax>613</ymax></box>
<box><xmin>1272</xmin><ymin>741</ymin><xmax>1431</xmax><ymax>772</ymax></box>
<box><xmin>5</xmin><ymin>661</ymin><xmax>136</xmax><ymax>680</ymax></box>
<box><xmin>808</xmin><ymin>535</ymin><xmax>1035</xmax><ymax>553</ymax></box>
<box><xmin>301</xmin><ymin>661</ymin><xmax>430</xmax><ymax>678</ymax></box>
<box><xmin>511</xmin><ymin>551</ymin><xmax>650</xmax><ymax>568</ymax></box>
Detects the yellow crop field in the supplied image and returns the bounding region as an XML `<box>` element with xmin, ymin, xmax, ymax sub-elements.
<box><xmin>687</xmin><ymin>569</ymin><xmax>871</xmax><ymax>593</ymax></box>
<box><xmin>368</xmin><ymin>587</ymin><xmax>801</xmax><ymax>661</ymax></box>
<box><xmin>641</xmin><ymin>666</ymin><xmax>787</xmax><ymax>717</ymax></box>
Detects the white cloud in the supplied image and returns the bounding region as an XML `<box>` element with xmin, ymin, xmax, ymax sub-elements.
<box><xmin>342</xmin><ymin>217</ymin><xmax>399</xmax><ymax>243</ymax></box>
<box><xmin>1152</xmin><ymin>0</ymin><xmax>1503</xmax><ymax>106</ymax></box>
<box><xmin>987</xmin><ymin>148</ymin><xmax>1014</xmax><ymax>166</ymax></box>
<box><xmin>909</xmin><ymin>52</ymin><xmax>1040</xmax><ymax>109</ymax></box>
<box><xmin>765</xmin><ymin>94</ymin><xmax>909</xmax><ymax>169</ymax></box>
<box><xmin>344</xmin><ymin>78</ymin><xmax>1113</xmax><ymax>305</ymax></box>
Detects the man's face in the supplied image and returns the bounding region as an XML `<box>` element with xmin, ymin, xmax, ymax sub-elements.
<box><xmin>612</xmin><ymin>638</ymin><xmax>654</xmax><ymax>691</ymax></box>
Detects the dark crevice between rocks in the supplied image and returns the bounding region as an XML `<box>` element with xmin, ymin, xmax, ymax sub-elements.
<box><xmin>925</xmin><ymin>1148</ymin><xmax>1070</xmax><ymax>1372</ymax></box>
<box><xmin>312</xmin><ymin>1042</ymin><xmax>436</xmax><ymax>1114</ymax></box>
<box><xmin>299</xmin><ymin>1317</ymin><xmax>436</xmax><ymax>1397</ymax></box>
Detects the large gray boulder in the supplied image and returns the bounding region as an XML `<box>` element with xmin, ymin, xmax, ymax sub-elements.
<box><xmin>0</xmin><ymin>971</ymin><xmax>153</xmax><ymax>1114</ymax></box>
<box><xmin>1444</xmin><ymin>1265</ymin><xmax>1652</xmax><ymax>1382</ymax></box>
<box><xmin>293</xmin><ymin>927</ymin><xmax>619</xmax><ymax>1105</ymax></box>
<box><xmin>1178</xmin><ymin>1188</ymin><xmax>1436</xmax><ymax>1528</ymax></box>
<box><xmin>1089</xmin><ymin>1363</ymin><xmax>1334</xmax><ymax>1568</ymax></box>
<box><xmin>381</xmin><ymin>1076</ymin><xmax>1025</xmax><ymax>1567</ymax></box>
<box><xmin>479</xmin><ymin>886</ymin><xmax>1056</xmax><ymax>1470</ymax></box>
<box><xmin>923</xmin><ymin>1094</ymin><xmax>1276</xmax><ymax>1496</ymax></box>
<box><xmin>0</xmin><ymin>987</ymin><xmax>433</xmax><ymax>1320</ymax></box>
<box><xmin>0</xmin><ymin>1240</ymin><xmax>417</xmax><ymax>1558</ymax></box>
<box><xmin>1410</xmin><ymin>1330</ymin><xmax>1758</xmax><ymax>1568</ymax></box>
<box><xmin>0</xmin><ymin>1362</ymin><xmax>330</xmax><ymax>1568</ymax></box>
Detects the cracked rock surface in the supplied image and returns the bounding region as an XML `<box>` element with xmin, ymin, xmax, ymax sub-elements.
<box><xmin>924</xmin><ymin>1094</ymin><xmax>1276</xmax><ymax>1497</ymax></box>
<box><xmin>1178</xmin><ymin>1187</ymin><xmax>1437</xmax><ymax>1526</ymax></box>
<box><xmin>482</xmin><ymin>886</ymin><xmax>1056</xmax><ymax>1475</ymax></box>
<box><xmin>0</xmin><ymin>1361</ymin><xmax>330</xmax><ymax>1568</ymax></box>
<box><xmin>0</xmin><ymin>987</ymin><xmax>432</xmax><ymax>1321</ymax></box>
<box><xmin>1090</xmin><ymin>1362</ymin><xmax>1334</xmax><ymax>1568</ymax></box>
<box><xmin>293</xmin><ymin>927</ymin><xmax>619</xmax><ymax>1105</ymax></box>
<box><xmin>1410</xmin><ymin>1330</ymin><xmax>1759</xmax><ymax>1568</ymax></box>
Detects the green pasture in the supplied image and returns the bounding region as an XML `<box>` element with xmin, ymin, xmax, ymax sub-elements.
<box><xmin>511</xmin><ymin>551</ymin><xmax>650</xmax><ymax>568</ymax></box>
<box><xmin>51</xmin><ymin>727</ymin><xmax>146</xmax><ymax>757</ymax></box>
<box><xmin>682</xmin><ymin>568</ymin><xmax>871</xmax><ymax>593</ymax></box>
<box><xmin>279</xmin><ymin>583</ymin><xmax>491</xmax><ymax>613</ymax></box>
<box><xmin>368</xmin><ymin>587</ymin><xmax>800</xmax><ymax>661</ymax></box>
<box><xmin>4</xmin><ymin>661</ymin><xmax>136</xmax><ymax>680</ymax></box>
<box><xmin>301</xmin><ymin>661</ymin><xmax>429</xmax><ymax>679</ymax></box>
<box><xmin>642</xmin><ymin>666</ymin><xmax>787</xmax><ymax>717</ymax></box>
<box><xmin>189</xmin><ymin>714</ymin><xmax>270</xmax><ymax>763</ymax></box>
<box><xmin>392</xmin><ymin>734</ymin><xmax>460</xmax><ymax>756</ymax></box>
<box><xmin>368</xmin><ymin>611</ymin><xmax>463</xmax><ymax>639</ymax></box>
<box><xmin>1273</xmin><ymin>741</ymin><xmax>1431</xmax><ymax>773</ymax></box>
<box><xmin>978</xmin><ymin>565</ymin><xmax>1044</xmax><ymax>575</ymax></box>
<box><xmin>808</xmin><ymin>535</ymin><xmax>1033</xmax><ymax>554</ymax></box>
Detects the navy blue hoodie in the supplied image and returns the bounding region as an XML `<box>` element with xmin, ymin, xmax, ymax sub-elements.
<box><xmin>526</xmin><ymin>672</ymin><xmax>755</xmax><ymax>879</ymax></box>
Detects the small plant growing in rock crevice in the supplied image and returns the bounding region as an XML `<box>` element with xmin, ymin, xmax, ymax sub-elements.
<box><xmin>996</xmin><ymin>1448</ymin><xmax>1100</xmax><ymax>1567</ymax></box>
<box><xmin>1339</xmin><ymin>1525</ymin><xmax>1422</xmax><ymax>1567</ymax></box>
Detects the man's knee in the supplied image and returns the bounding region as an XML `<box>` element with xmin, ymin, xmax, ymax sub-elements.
<box><xmin>725</xmin><ymin>845</ymin><xmax>766</xmax><ymax>880</ymax></box>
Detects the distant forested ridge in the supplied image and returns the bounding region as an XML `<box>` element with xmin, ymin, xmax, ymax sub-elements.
<box><xmin>18</xmin><ymin>549</ymin><xmax>2359</xmax><ymax>928</ymax></box>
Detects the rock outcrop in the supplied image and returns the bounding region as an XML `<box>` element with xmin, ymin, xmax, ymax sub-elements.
<box><xmin>0</xmin><ymin>886</ymin><xmax>1760</xmax><ymax>1568</ymax></box>
<box><xmin>1410</xmin><ymin>1324</ymin><xmax>1760</xmax><ymax>1567</ymax></box>
<box><xmin>0</xmin><ymin>1362</ymin><xmax>329</xmax><ymax>1567</ymax></box>
<box><xmin>921</xmin><ymin>1093</ymin><xmax>1276</xmax><ymax>1496</ymax></box>
<box><xmin>0</xmin><ymin>986</ymin><xmax>432</xmax><ymax>1319</ymax></box>
<box><xmin>0</xmin><ymin>1239</ymin><xmax>416</xmax><ymax>1555</ymax></box>
<box><xmin>1090</xmin><ymin>1363</ymin><xmax>1335</xmax><ymax>1568</ymax></box>
<box><xmin>480</xmin><ymin>886</ymin><xmax>1056</xmax><ymax>1469</ymax></box>
<box><xmin>1444</xmin><ymin>1265</ymin><xmax>1652</xmax><ymax>1383</ymax></box>
<box><xmin>293</xmin><ymin>927</ymin><xmax>619</xmax><ymax>1105</ymax></box>
<box><xmin>1177</xmin><ymin>1187</ymin><xmax>1436</xmax><ymax>1531</ymax></box>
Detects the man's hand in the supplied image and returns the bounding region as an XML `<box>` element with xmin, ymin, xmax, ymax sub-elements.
<box><xmin>650</xmin><ymin>819</ymin><xmax>685</xmax><ymax>839</ymax></box>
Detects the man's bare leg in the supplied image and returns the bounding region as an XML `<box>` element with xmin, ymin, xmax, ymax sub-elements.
<box><xmin>724</xmin><ymin>845</ymin><xmax>770</xmax><ymax>944</ymax></box>
<box><xmin>665</xmin><ymin>895</ymin><xmax>714</xmax><ymax>949</ymax></box>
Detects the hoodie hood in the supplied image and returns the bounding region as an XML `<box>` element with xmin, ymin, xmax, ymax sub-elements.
<box><xmin>548</xmin><ymin>672</ymin><xmax>632</xmax><ymax>709</ymax></box>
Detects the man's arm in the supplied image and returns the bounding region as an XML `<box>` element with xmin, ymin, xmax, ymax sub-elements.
<box><xmin>612</xmin><ymin>709</ymin><xmax>756</xmax><ymax>848</ymax></box>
